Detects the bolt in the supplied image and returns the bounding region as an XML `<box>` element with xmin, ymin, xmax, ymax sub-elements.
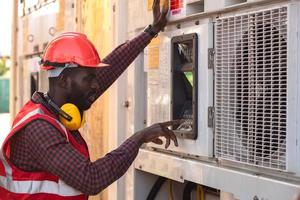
<box><xmin>123</xmin><ymin>100</ymin><xmax>130</xmax><ymax>108</ymax></box>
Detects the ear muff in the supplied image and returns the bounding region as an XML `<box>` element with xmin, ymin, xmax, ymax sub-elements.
<box><xmin>43</xmin><ymin>93</ymin><xmax>85</xmax><ymax>131</ymax></box>
<box><xmin>59</xmin><ymin>103</ymin><xmax>83</xmax><ymax>131</ymax></box>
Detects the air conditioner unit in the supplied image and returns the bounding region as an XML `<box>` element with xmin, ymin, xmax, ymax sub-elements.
<box><xmin>214</xmin><ymin>3</ymin><xmax>300</xmax><ymax>175</ymax></box>
<box><xmin>135</xmin><ymin>1</ymin><xmax>300</xmax><ymax>199</ymax></box>
<box><xmin>145</xmin><ymin>2</ymin><xmax>300</xmax><ymax>176</ymax></box>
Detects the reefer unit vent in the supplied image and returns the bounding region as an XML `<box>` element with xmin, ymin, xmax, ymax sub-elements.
<box><xmin>215</xmin><ymin>7</ymin><xmax>288</xmax><ymax>170</ymax></box>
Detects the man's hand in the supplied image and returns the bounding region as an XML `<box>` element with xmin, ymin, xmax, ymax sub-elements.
<box><xmin>152</xmin><ymin>0</ymin><xmax>169</xmax><ymax>34</ymax></box>
<box><xmin>135</xmin><ymin>120</ymin><xmax>181</xmax><ymax>149</ymax></box>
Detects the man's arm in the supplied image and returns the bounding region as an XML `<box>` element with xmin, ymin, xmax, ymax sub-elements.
<box><xmin>94</xmin><ymin>0</ymin><xmax>168</xmax><ymax>98</ymax></box>
<box><xmin>11</xmin><ymin>120</ymin><xmax>140</xmax><ymax>195</ymax></box>
<box><xmin>10</xmin><ymin>119</ymin><xmax>179</xmax><ymax>195</ymax></box>
<box><xmin>94</xmin><ymin>32</ymin><xmax>153</xmax><ymax>97</ymax></box>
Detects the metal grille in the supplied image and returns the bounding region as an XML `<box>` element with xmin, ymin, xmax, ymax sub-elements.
<box><xmin>215</xmin><ymin>7</ymin><xmax>288</xmax><ymax>170</ymax></box>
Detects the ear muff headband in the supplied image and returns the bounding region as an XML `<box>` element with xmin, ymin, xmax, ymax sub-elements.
<box><xmin>44</xmin><ymin>93</ymin><xmax>72</xmax><ymax>121</ymax></box>
<box><xmin>44</xmin><ymin>93</ymin><xmax>82</xmax><ymax>131</ymax></box>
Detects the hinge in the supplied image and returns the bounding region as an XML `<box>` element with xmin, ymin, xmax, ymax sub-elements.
<box><xmin>208</xmin><ymin>48</ymin><xmax>215</xmax><ymax>69</ymax></box>
<box><xmin>208</xmin><ymin>106</ymin><xmax>214</xmax><ymax>128</ymax></box>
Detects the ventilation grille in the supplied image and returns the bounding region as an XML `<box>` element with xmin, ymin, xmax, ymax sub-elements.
<box><xmin>215</xmin><ymin>7</ymin><xmax>288</xmax><ymax>171</ymax></box>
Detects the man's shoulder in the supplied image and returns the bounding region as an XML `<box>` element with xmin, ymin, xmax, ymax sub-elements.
<box><xmin>14</xmin><ymin>119</ymin><xmax>69</xmax><ymax>147</ymax></box>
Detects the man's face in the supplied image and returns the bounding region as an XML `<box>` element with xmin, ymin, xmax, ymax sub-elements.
<box><xmin>63</xmin><ymin>67</ymin><xmax>99</xmax><ymax>111</ymax></box>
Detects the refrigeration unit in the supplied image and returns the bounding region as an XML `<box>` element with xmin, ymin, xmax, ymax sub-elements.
<box><xmin>134</xmin><ymin>0</ymin><xmax>300</xmax><ymax>199</ymax></box>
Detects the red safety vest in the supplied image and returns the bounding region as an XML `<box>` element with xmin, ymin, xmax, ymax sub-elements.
<box><xmin>0</xmin><ymin>100</ymin><xmax>89</xmax><ymax>200</ymax></box>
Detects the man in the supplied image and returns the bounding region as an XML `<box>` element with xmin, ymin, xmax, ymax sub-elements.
<box><xmin>0</xmin><ymin>0</ymin><xmax>179</xmax><ymax>199</ymax></box>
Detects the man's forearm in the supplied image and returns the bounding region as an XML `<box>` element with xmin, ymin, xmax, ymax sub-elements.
<box><xmin>84</xmin><ymin>138</ymin><xmax>141</xmax><ymax>195</ymax></box>
<box><xmin>95</xmin><ymin>32</ymin><xmax>153</xmax><ymax>97</ymax></box>
<box><xmin>20</xmin><ymin>120</ymin><xmax>142</xmax><ymax>196</ymax></box>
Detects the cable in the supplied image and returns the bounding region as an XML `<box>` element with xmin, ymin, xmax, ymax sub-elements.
<box><xmin>146</xmin><ymin>176</ymin><xmax>167</xmax><ymax>200</ymax></box>
<box><xmin>168</xmin><ymin>180</ymin><xmax>174</xmax><ymax>200</ymax></box>
<box><xmin>196</xmin><ymin>185</ymin><xmax>205</xmax><ymax>200</ymax></box>
<box><xmin>182</xmin><ymin>182</ymin><xmax>197</xmax><ymax>200</ymax></box>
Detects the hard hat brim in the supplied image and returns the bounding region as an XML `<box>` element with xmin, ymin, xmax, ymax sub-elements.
<box><xmin>41</xmin><ymin>62</ymin><xmax>110</xmax><ymax>71</ymax></box>
<box><xmin>95</xmin><ymin>62</ymin><xmax>110</xmax><ymax>67</ymax></box>
<box><xmin>85</xmin><ymin>62</ymin><xmax>110</xmax><ymax>68</ymax></box>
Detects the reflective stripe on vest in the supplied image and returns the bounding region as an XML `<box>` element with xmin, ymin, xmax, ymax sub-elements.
<box><xmin>12</xmin><ymin>108</ymin><xmax>69</xmax><ymax>142</ymax></box>
<box><xmin>12</xmin><ymin>108</ymin><xmax>43</xmax><ymax>130</ymax></box>
<box><xmin>0</xmin><ymin>107</ymin><xmax>83</xmax><ymax>197</ymax></box>
<box><xmin>0</xmin><ymin>152</ymin><xmax>81</xmax><ymax>196</ymax></box>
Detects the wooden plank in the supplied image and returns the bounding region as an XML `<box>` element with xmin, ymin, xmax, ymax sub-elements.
<box><xmin>77</xmin><ymin>1</ymin><xmax>113</xmax><ymax>199</ymax></box>
<box><xmin>56</xmin><ymin>0</ymin><xmax>65</xmax><ymax>32</ymax></box>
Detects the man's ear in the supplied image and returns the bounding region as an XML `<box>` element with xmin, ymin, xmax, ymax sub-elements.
<box><xmin>58</xmin><ymin>73</ymin><xmax>72</xmax><ymax>90</ymax></box>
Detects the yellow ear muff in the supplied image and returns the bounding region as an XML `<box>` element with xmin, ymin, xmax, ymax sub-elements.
<box><xmin>59</xmin><ymin>103</ymin><xmax>82</xmax><ymax>131</ymax></box>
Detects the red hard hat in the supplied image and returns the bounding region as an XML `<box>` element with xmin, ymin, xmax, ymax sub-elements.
<box><xmin>40</xmin><ymin>32</ymin><xmax>109</xmax><ymax>70</ymax></box>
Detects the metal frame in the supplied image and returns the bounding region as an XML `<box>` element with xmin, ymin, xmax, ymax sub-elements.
<box><xmin>286</xmin><ymin>1</ymin><xmax>300</xmax><ymax>176</ymax></box>
<box><xmin>171</xmin><ymin>33</ymin><xmax>199</xmax><ymax>140</ymax></box>
<box><xmin>135</xmin><ymin>149</ymin><xmax>300</xmax><ymax>200</ymax></box>
<box><xmin>146</xmin><ymin>19</ymin><xmax>214</xmax><ymax>157</ymax></box>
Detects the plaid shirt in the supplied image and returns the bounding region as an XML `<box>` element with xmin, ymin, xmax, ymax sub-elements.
<box><xmin>9</xmin><ymin>32</ymin><xmax>153</xmax><ymax>195</ymax></box>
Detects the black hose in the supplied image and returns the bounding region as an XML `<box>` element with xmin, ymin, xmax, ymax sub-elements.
<box><xmin>182</xmin><ymin>182</ymin><xmax>197</xmax><ymax>200</ymax></box>
<box><xmin>146</xmin><ymin>176</ymin><xmax>167</xmax><ymax>200</ymax></box>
